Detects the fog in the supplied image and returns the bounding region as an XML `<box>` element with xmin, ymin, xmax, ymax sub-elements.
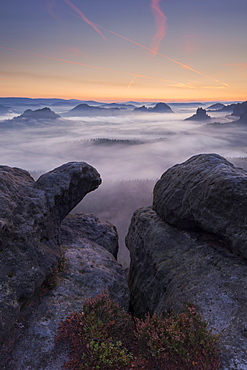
<box><xmin>1</xmin><ymin>103</ymin><xmax>247</xmax><ymax>267</ymax></box>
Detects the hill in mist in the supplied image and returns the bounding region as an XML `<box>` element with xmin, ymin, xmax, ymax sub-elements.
<box><xmin>13</xmin><ymin>107</ymin><xmax>60</xmax><ymax>121</ymax></box>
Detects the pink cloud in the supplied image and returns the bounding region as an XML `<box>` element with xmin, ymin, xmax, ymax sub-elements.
<box><xmin>64</xmin><ymin>0</ymin><xmax>106</xmax><ymax>40</ymax></box>
<box><xmin>150</xmin><ymin>0</ymin><xmax>167</xmax><ymax>54</ymax></box>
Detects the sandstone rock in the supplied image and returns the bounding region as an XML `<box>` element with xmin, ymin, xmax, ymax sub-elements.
<box><xmin>0</xmin><ymin>162</ymin><xmax>101</xmax><ymax>344</ymax></box>
<box><xmin>0</xmin><ymin>213</ymin><xmax>129</xmax><ymax>370</ymax></box>
<box><xmin>126</xmin><ymin>206</ymin><xmax>247</xmax><ymax>369</ymax></box>
<box><xmin>61</xmin><ymin>213</ymin><xmax>119</xmax><ymax>259</ymax></box>
<box><xmin>153</xmin><ymin>153</ymin><xmax>247</xmax><ymax>259</ymax></box>
<box><xmin>185</xmin><ymin>107</ymin><xmax>211</xmax><ymax>120</ymax></box>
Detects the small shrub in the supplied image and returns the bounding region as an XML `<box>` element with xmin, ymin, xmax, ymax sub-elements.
<box><xmin>135</xmin><ymin>304</ymin><xmax>220</xmax><ymax>369</ymax></box>
<box><xmin>56</xmin><ymin>292</ymin><xmax>220</xmax><ymax>369</ymax></box>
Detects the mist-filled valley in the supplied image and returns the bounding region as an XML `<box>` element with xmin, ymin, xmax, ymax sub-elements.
<box><xmin>1</xmin><ymin>99</ymin><xmax>247</xmax><ymax>267</ymax></box>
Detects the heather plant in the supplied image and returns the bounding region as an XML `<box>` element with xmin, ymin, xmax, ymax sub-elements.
<box><xmin>135</xmin><ymin>304</ymin><xmax>220</xmax><ymax>369</ymax></box>
<box><xmin>56</xmin><ymin>292</ymin><xmax>220</xmax><ymax>369</ymax></box>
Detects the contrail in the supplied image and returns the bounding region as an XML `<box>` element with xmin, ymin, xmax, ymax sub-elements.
<box><xmin>0</xmin><ymin>47</ymin><xmax>185</xmax><ymax>87</ymax></box>
<box><xmin>68</xmin><ymin>12</ymin><xmax>230</xmax><ymax>88</ymax></box>
<box><xmin>150</xmin><ymin>0</ymin><xmax>167</xmax><ymax>54</ymax></box>
<box><xmin>64</xmin><ymin>0</ymin><xmax>106</xmax><ymax>40</ymax></box>
<box><xmin>127</xmin><ymin>76</ymin><xmax>137</xmax><ymax>90</ymax></box>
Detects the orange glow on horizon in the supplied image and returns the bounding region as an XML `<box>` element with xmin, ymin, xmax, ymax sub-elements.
<box><xmin>0</xmin><ymin>47</ymin><xmax>189</xmax><ymax>88</ymax></box>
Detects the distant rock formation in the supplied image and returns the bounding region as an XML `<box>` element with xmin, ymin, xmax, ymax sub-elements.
<box><xmin>134</xmin><ymin>102</ymin><xmax>173</xmax><ymax>113</ymax></box>
<box><xmin>0</xmin><ymin>162</ymin><xmax>101</xmax><ymax>344</ymax></box>
<box><xmin>64</xmin><ymin>103</ymin><xmax>122</xmax><ymax>117</ymax></box>
<box><xmin>151</xmin><ymin>102</ymin><xmax>173</xmax><ymax>112</ymax></box>
<box><xmin>232</xmin><ymin>101</ymin><xmax>247</xmax><ymax>117</ymax></box>
<box><xmin>206</xmin><ymin>103</ymin><xmax>226</xmax><ymax>110</ymax></box>
<box><xmin>185</xmin><ymin>107</ymin><xmax>211</xmax><ymax>120</ymax></box>
<box><xmin>126</xmin><ymin>154</ymin><xmax>247</xmax><ymax>369</ymax></box>
<box><xmin>134</xmin><ymin>105</ymin><xmax>148</xmax><ymax>112</ymax></box>
<box><xmin>218</xmin><ymin>103</ymin><xmax>237</xmax><ymax>112</ymax></box>
<box><xmin>13</xmin><ymin>107</ymin><xmax>60</xmax><ymax>120</ymax></box>
<box><xmin>238</xmin><ymin>109</ymin><xmax>247</xmax><ymax>123</ymax></box>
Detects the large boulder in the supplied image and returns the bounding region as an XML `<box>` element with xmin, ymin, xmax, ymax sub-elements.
<box><xmin>0</xmin><ymin>213</ymin><xmax>129</xmax><ymax>369</ymax></box>
<box><xmin>126</xmin><ymin>206</ymin><xmax>247</xmax><ymax>369</ymax></box>
<box><xmin>153</xmin><ymin>153</ymin><xmax>247</xmax><ymax>259</ymax></box>
<box><xmin>0</xmin><ymin>162</ymin><xmax>101</xmax><ymax>344</ymax></box>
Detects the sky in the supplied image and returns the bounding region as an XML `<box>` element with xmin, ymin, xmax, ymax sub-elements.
<box><xmin>0</xmin><ymin>0</ymin><xmax>246</xmax><ymax>102</ymax></box>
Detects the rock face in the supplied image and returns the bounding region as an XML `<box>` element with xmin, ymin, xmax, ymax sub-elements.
<box><xmin>185</xmin><ymin>107</ymin><xmax>211</xmax><ymax>120</ymax></box>
<box><xmin>153</xmin><ymin>153</ymin><xmax>247</xmax><ymax>259</ymax></box>
<box><xmin>1</xmin><ymin>213</ymin><xmax>129</xmax><ymax>369</ymax></box>
<box><xmin>0</xmin><ymin>162</ymin><xmax>101</xmax><ymax>344</ymax></box>
<box><xmin>60</xmin><ymin>213</ymin><xmax>119</xmax><ymax>259</ymax></box>
<box><xmin>126</xmin><ymin>207</ymin><xmax>247</xmax><ymax>369</ymax></box>
<box><xmin>126</xmin><ymin>154</ymin><xmax>247</xmax><ymax>369</ymax></box>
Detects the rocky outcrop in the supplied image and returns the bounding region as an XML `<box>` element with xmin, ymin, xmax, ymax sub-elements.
<box><xmin>0</xmin><ymin>213</ymin><xmax>129</xmax><ymax>369</ymax></box>
<box><xmin>207</xmin><ymin>103</ymin><xmax>226</xmax><ymax>111</ymax></box>
<box><xmin>60</xmin><ymin>213</ymin><xmax>119</xmax><ymax>259</ymax></box>
<box><xmin>153</xmin><ymin>153</ymin><xmax>247</xmax><ymax>259</ymax></box>
<box><xmin>63</xmin><ymin>103</ymin><xmax>122</xmax><ymax>117</ymax></box>
<box><xmin>238</xmin><ymin>109</ymin><xmax>247</xmax><ymax>123</ymax></box>
<box><xmin>126</xmin><ymin>153</ymin><xmax>247</xmax><ymax>369</ymax></box>
<box><xmin>134</xmin><ymin>105</ymin><xmax>148</xmax><ymax>112</ymax></box>
<box><xmin>150</xmin><ymin>102</ymin><xmax>173</xmax><ymax>113</ymax></box>
<box><xmin>13</xmin><ymin>107</ymin><xmax>60</xmax><ymax>120</ymax></box>
<box><xmin>185</xmin><ymin>107</ymin><xmax>211</xmax><ymax>120</ymax></box>
<box><xmin>134</xmin><ymin>102</ymin><xmax>173</xmax><ymax>113</ymax></box>
<box><xmin>0</xmin><ymin>162</ymin><xmax>101</xmax><ymax>344</ymax></box>
<box><xmin>231</xmin><ymin>101</ymin><xmax>247</xmax><ymax>117</ymax></box>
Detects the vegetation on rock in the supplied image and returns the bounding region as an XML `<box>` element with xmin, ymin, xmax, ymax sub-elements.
<box><xmin>56</xmin><ymin>292</ymin><xmax>220</xmax><ymax>369</ymax></box>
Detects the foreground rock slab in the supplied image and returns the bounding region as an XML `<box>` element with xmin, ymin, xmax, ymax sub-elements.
<box><xmin>126</xmin><ymin>207</ymin><xmax>247</xmax><ymax>369</ymax></box>
<box><xmin>0</xmin><ymin>162</ymin><xmax>101</xmax><ymax>344</ymax></box>
<box><xmin>127</xmin><ymin>154</ymin><xmax>247</xmax><ymax>369</ymax></box>
<box><xmin>0</xmin><ymin>213</ymin><xmax>129</xmax><ymax>369</ymax></box>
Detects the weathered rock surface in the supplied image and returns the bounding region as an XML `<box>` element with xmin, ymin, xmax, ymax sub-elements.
<box><xmin>126</xmin><ymin>207</ymin><xmax>247</xmax><ymax>369</ymax></box>
<box><xmin>0</xmin><ymin>213</ymin><xmax>129</xmax><ymax>370</ymax></box>
<box><xmin>153</xmin><ymin>153</ymin><xmax>247</xmax><ymax>259</ymax></box>
<box><xmin>0</xmin><ymin>162</ymin><xmax>101</xmax><ymax>344</ymax></box>
<box><xmin>61</xmin><ymin>213</ymin><xmax>119</xmax><ymax>259</ymax></box>
<box><xmin>127</xmin><ymin>153</ymin><xmax>247</xmax><ymax>369</ymax></box>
